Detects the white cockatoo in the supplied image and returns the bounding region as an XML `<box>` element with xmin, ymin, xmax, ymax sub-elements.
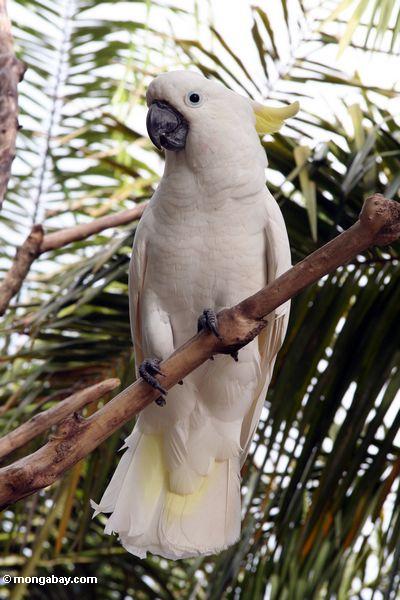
<box><xmin>91</xmin><ymin>70</ymin><xmax>298</xmax><ymax>560</ymax></box>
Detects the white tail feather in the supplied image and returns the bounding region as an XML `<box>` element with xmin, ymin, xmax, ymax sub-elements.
<box><xmin>91</xmin><ymin>429</ymin><xmax>241</xmax><ymax>559</ymax></box>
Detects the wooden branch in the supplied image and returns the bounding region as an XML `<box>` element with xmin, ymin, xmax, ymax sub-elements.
<box><xmin>0</xmin><ymin>202</ymin><xmax>147</xmax><ymax>317</ymax></box>
<box><xmin>0</xmin><ymin>379</ymin><xmax>120</xmax><ymax>460</ymax></box>
<box><xmin>0</xmin><ymin>224</ymin><xmax>43</xmax><ymax>316</ymax></box>
<box><xmin>0</xmin><ymin>194</ymin><xmax>398</xmax><ymax>508</ymax></box>
<box><xmin>40</xmin><ymin>202</ymin><xmax>148</xmax><ymax>253</ymax></box>
<box><xmin>0</xmin><ymin>0</ymin><xmax>25</xmax><ymax>209</ymax></box>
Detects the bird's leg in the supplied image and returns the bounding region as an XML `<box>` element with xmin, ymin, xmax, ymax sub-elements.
<box><xmin>197</xmin><ymin>308</ymin><xmax>239</xmax><ymax>362</ymax></box>
<box><xmin>139</xmin><ymin>358</ymin><xmax>167</xmax><ymax>406</ymax></box>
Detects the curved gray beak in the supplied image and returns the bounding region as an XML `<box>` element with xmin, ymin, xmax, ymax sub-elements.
<box><xmin>146</xmin><ymin>100</ymin><xmax>189</xmax><ymax>151</ymax></box>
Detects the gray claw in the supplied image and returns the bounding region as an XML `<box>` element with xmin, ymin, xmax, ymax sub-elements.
<box><xmin>197</xmin><ymin>309</ymin><xmax>240</xmax><ymax>361</ymax></box>
<box><xmin>139</xmin><ymin>358</ymin><xmax>167</xmax><ymax>402</ymax></box>
<box><xmin>230</xmin><ymin>349</ymin><xmax>239</xmax><ymax>362</ymax></box>
<box><xmin>197</xmin><ymin>308</ymin><xmax>222</xmax><ymax>340</ymax></box>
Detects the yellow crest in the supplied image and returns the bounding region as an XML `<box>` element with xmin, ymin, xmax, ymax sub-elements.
<box><xmin>253</xmin><ymin>100</ymin><xmax>299</xmax><ymax>135</ymax></box>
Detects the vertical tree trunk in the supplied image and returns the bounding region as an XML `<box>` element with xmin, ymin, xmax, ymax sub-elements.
<box><xmin>0</xmin><ymin>0</ymin><xmax>25</xmax><ymax>209</ymax></box>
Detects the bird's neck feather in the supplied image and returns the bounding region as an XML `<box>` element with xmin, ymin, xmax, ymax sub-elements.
<box><xmin>162</xmin><ymin>141</ymin><xmax>267</xmax><ymax>204</ymax></box>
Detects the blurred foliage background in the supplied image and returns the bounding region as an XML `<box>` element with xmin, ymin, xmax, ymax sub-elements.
<box><xmin>0</xmin><ymin>0</ymin><xmax>400</xmax><ymax>598</ymax></box>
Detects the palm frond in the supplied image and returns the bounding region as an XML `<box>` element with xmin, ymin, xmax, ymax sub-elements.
<box><xmin>322</xmin><ymin>0</ymin><xmax>400</xmax><ymax>54</ymax></box>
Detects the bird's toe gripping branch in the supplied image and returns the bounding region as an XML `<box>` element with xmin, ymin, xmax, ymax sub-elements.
<box><xmin>197</xmin><ymin>308</ymin><xmax>221</xmax><ymax>340</ymax></box>
<box><xmin>138</xmin><ymin>358</ymin><xmax>167</xmax><ymax>406</ymax></box>
<box><xmin>197</xmin><ymin>308</ymin><xmax>241</xmax><ymax>361</ymax></box>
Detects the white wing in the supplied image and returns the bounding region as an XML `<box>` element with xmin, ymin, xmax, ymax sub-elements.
<box><xmin>128</xmin><ymin>213</ymin><xmax>148</xmax><ymax>377</ymax></box>
<box><xmin>239</xmin><ymin>189</ymin><xmax>291</xmax><ymax>464</ymax></box>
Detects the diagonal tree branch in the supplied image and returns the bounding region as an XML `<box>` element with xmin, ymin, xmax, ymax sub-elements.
<box><xmin>0</xmin><ymin>224</ymin><xmax>43</xmax><ymax>316</ymax></box>
<box><xmin>0</xmin><ymin>202</ymin><xmax>148</xmax><ymax>317</ymax></box>
<box><xmin>40</xmin><ymin>202</ymin><xmax>148</xmax><ymax>253</ymax></box>
<box><xmin>0</xmin><ymin>379</ymin><xmax>120</xmax><ymax>460</ymax></box>
<box><xmin>0</xmin><ymin>0</ymin><xmax>25</xmax><ymax>209</ymax></box>
<box><xmin>0</xmin><ymin>194</ymin><xmax>398</xmax><ymax>508</ymax></box>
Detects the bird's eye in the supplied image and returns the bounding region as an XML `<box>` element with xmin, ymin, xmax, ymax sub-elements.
<box><xmin>185</xmin><ymin>91</ymin><xmax>204</xmax><ymax>107</ymax></box>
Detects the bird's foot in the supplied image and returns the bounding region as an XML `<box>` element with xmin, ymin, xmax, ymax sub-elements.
<box><xmin>197</xmin><ymin>308</ymin><xmax>222</xmax><ymax>340</ymax></box>
<box><xmin>197</xmin><ymin>308</ymin><xmax>239</xmax><ymax>362</ymax></box>
<box><xmin>139</xmin><ymin>358</ymin><xmax>167</xmax><ymax>406</ymax></box>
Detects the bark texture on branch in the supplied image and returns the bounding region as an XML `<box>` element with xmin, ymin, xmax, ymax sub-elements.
<box><xmin>0</xmin><ymin>194</ymin><xmax>398</xmax><ymax>508</ymax></box>
<box><xmin>0</xmin><ymin>379</ymin><xmax>120</xmax><ymax>460</ymax></box>
<box><xmin>0</xmin><ymin>224</ymin><xmax>43</xmax><ymax>316</ymax></box>
<box><xmin>0</xmin><ymin>0</ymin><xmax>25</xmax><ymax>209</ymax></box>
<box><xmin>40</xmin><ymin>202</ymin><xmax>148</xmax><ymax>252</ymax></box>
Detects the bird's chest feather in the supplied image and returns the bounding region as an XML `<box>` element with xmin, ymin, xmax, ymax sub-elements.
<box><xmin>142</xmin><ymin>192</ymin><xmax>268</xmax><ymax>313</ymax></box>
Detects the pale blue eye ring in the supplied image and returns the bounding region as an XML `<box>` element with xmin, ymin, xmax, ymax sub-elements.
<box><xmin>185</xmin><ymin>91</ymin><xmax>204</xmax><ymax>107</ymax></box>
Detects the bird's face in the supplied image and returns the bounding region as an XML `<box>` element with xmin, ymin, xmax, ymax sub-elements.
<box><xmin>145</xmin><ymin>70</ymin><xmax>254</xmax><ymax>157</ymax></box>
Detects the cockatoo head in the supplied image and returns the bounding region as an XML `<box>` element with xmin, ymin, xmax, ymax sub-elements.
<box><xmin>146</xmin><ymin>70</ymin><xmax>299</xmax><ymax>171</ymax></box>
